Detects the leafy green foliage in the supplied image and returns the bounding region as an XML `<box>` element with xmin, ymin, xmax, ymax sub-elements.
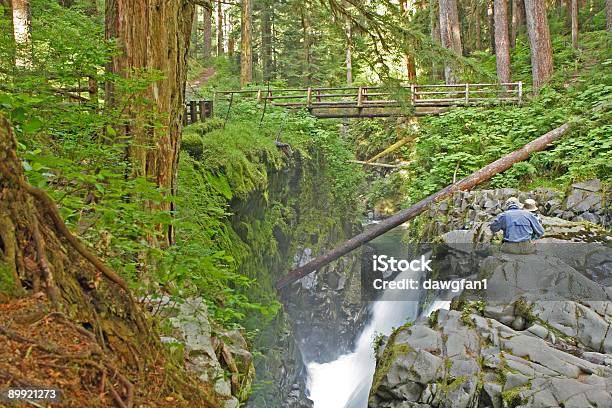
<box><xmin>352</xmin><ymin>30</ymin><xmax>611</xmax><ymax>213</ymax></box>
<box><xmin>175</xmin><ymin>100</ymin><xmax>365</xmax><ymax>330</ymax></box>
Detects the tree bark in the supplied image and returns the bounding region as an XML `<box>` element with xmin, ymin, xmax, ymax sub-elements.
<box><xmin>105</xmin><ymin>0</ymin><xmax>195</xmax><ymax>247</ymax></box>
<box><xmin>261</xmin><ymin>0</ymin><xmax>273</xmax><ymax>81</ymax></box>
<box><xmin>191</xmin><ymin>7</ymin><xmax>199</xmax><ymax>59</ymax></box>
<box><xmin>203</xmin><ymin>2</ymin><xmax>212</xmax><ymax>60</ymax></box>
<box><xmin>346</xmin><ymin>18</ymin><xmax>353</xmax><ymax>85</ymax></box>
<box><xmin>438</xmin><ymin>0</ymin><xmax>462</xmax><ymax>84</ymax></box>
<box><xmin>474</xmin><ymin>4</ymin><xmax>483</xmax><ymax>50</ymax></box>
<box><xmin>401</xmin><ymin>0</ymin><xmax>417</xmax><ymax>81</ymax></box>
<box><xmin>524</xmin><ymin>0</ymin><xmax>554</xmax><ymax>94</ymax></box>
<box><xmin>488</xmin><ymin>0</ymin><xmax>496</xmax><ymax>53</ymax></box>
<box><xmin>430</xmin><ymin>0</ymin><xmax>442</xmax><ymax>81</ymax></box>
<box><xmin>301</xmin><ymin>5</ymin><xmax>312</xmax><ymax>84</ymax></box>
<box><xmin>571</xmin><ymin>0</ymin><xmax>578</xmax><ymax>49</ymax></box>
<box><xmin>510</xmin><ymin>0</ymin><xmax>525</xmax><ymax>48</ymax></box>
<box><xmin>277</xmin><ymin>122</ymin><xmax>572</xmax><ymax>290</ymax></box>
<box><xmin>216</xmin><ymin>0</ymin><xmax>224</xmax><ymax>56</ymax></box>
<box><xmin>11</xmin><ymin>0</ymin><xmax>31</xmax><ymax>68</ymax></box>
<box><xmin>227</xmin><ymin>12</ymin><xmax>234</xmax><ymax>58</ymax></box>
<box><xmin>607</xmin><ymin>0</ymin><xmax>612</xmax><ymax>32</ymax></box>
<box><xmin>494</xmin><ymin>0</ymin><xmax>512</xmax><ymax>84</ymax></box>
<box><xmin>240</xmin><ymin>0</ymin><xmax>252</xmax><ymax>87</ymax></box>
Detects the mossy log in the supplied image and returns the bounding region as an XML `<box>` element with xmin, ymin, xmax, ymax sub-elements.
<box><xmin>277</xmin><ymin>122</ymin><xmax>572</xmax><ymax>289</ymax></box>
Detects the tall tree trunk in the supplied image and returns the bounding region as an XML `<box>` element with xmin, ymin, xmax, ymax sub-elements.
<box><xmin>11</xmin><ymin>0</ymin><xmax>31</xmax><ymax>68</ymax></box>
<box><xmin>488</xmin><ymin>0</ymin><xmax>496</xmax><ymax>53</ymax></box>
<box><xmin>607</xmin><ymin>0</ymin><xmax>612</xmax><ymax>32</ymax></box>
<box><xmin>401</xmin><ymin>0</ymin><xmax>417</xmax><ymax>81</ymax></box>
<box><xmin>439</xmin><ymin>0</ymin><xmax>462</xmax><ymax>84</ymax></box>
<box><xmin>216</xmin><ymin>0</ymin><xmax>224</xmax><ymax>56</ymax></box>
<box><xmin>430</xmin><ymin>0</ymin><xmax>442</xmax><ymax>81</ymax></box>
<box><xmin>524</xmin><ymin>0</ymin><xmax>554</xmax><ymax>94</ymax></box>
<box><xmin>271</xmin><ymin>6</ymin><xmax>277</xmax><ymax>75</ymax></box>
<box><xmin>346</xmin><ymin>17</ymin><xmax>353</xmax><ymax>85</ymax></box>
<box><xmin>191</xmin><ymin>7</ymin><xmax>199</xmax><ymax>59</ymax></box>
<box><xmin>105</xmin><ymin>0</ymin><xmax>195</xmax><ymax>247</ymax></box>
<box><xmin>301</xmin><ymin>6</ymin><xmax>312</xmax><ymax>84</ymax></box>
<box><xmin>240</xmin><ymin>0</ymin><xmax>252</xmax><ymax>86</ymax></box>
<box><xmin>571</xmin><ymin>0</ymin><xmax>578</xmax><ymax>49</ymax></box>
<box><xmin>261</xmin><ymin>0</ymin><xmax>273</xmax><ymax>81</ymax></box>
<box><xmin>494</xmin><ymin>0</ymin><xmax>512</xmax><ymax>84</ymax></box>
<box><xmin>475</xmin><ymin>4</ymin><xmax>483</xmax><ymax>50</ymax></box>
<box><xmin>510</xmin><ymin>0</ymin><xmax>525</xmax><ymax>48</ymax></box>
<box><xmin>227</xmin><ymin>12</ymin><xmax>234</xmax><ymax>57</ymax></box>
<box><xmin>203</xmin><ymin>3</ymin><xmax>212</xmax><ymax>60</ymax></box>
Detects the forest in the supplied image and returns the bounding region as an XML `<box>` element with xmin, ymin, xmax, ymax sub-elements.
<box><xmin>0</xmin><ymin>0</ymin><xmax>610</xmax><ymax>407</ymax></box>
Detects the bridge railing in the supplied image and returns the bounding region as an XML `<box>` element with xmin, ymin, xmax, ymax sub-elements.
<box><xmin>214</xmin><ymin>82</ymin><xmax>522</xmax><ymax>111</ymax></box>
<box><xmin>183</xmin><ymin>99</ymin><xmax>214</xmax><ymax>125</ymax></box>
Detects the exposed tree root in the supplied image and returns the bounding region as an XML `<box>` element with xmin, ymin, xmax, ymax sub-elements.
<box><xmin>0</xmin><ymin>114</ymin><xmax>223</xmax><ymax>407</ymax></box>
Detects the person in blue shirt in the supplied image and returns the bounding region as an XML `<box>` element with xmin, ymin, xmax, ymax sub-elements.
<box><xmin>490</xmin><ymin>197</ymin><xmax>545</xmax><ymax>254</ymax></box>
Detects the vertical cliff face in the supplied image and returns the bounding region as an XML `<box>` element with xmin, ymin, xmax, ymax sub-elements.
<box><xmin>220</xmin><ymin>151</ymin><xmax>367</xmax><ymax>406</ymax></box>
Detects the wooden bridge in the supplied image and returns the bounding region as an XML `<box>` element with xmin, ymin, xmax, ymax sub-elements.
<box><xmin>185</xmin><ymin>82</ymin><xmax>522</xmax><ymax>122</ymax></box>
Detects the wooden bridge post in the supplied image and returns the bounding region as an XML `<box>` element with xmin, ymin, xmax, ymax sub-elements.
<box><xmin>189</xmin><ymin>100</ymin><xmax>197</xmax><ymax>124</ymax></box>
<box><xmin>307</xmin><ymin>87</ymin><xmax>312</xmax><ymax>108</ymax></box>
<box><xmin>316</xmin><ymin>89</ymin><xmax>322</xmax><ymax>103</ymax></box>
<box><xmin>518</xmin><ymin>81</ymin><xmax>523</xmax><ymax>105</ymax></box>
<box><xmin>465</xmin><ymin>83</ymin><xmax>469</xmax><ymax>104</ymax></box>
<box><xmin>199</xmin><ymin>100</ymin><xmax>207</xmax><ymax>122</ymax></box>
<box><xmin>357</xmin><ymin>87</ymin><xmax>364</xmax><ymax>117</ymax></box>
<box><xmin>410</xmin><ymin>84</ymin><xmax>415</xmax><ymax>105</ymax></box>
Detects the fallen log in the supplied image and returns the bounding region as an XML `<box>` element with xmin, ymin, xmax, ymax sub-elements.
<box><xmin>365</xmin><ymin>136</ymin><xmax>415</xmax><ymax>163</ymax></box>
<box><xmin>348</xmin><ymin>160</ymin><xmax>407</xmax><ymax>169</ymax></box>
<box><xmin>276</xmin><ymin>122</ymin><xmax>571</xmax><ymax>290</ymax></box>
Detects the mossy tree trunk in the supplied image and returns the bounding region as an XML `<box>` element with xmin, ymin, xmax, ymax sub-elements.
<box><xmin>203</xmin><ymin>2</ymin><xmax>212</xmax><ymax>60</ymax></box>
<box><xmin>261</xmin><ymin>0</ymin><xmax>273</xmax><ymax>81</ymax></box>
<box><xmin>0</xmin><ymin>115</ymin><xmax>150</xmax><ymax>366</ymax></box>
<box><xmin>104</xmin><ymin>0</ymin><xmax>195</xmax><ymax>247</ymax></box>
<box><xmin>438</xmin><ymin>0</ymin><xmax>462</xmax><ymax>83</ymax></box>
<box><xmin>400</xmin><ymin>0</ymin><xmax>417</xmax><ymax>81</ymax></box>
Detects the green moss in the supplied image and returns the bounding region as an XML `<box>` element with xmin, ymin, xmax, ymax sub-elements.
<box><xmin>513</xmin><ymin>297</ymin><xmax>536</xmax><ymax>326</ymax></box>
<box><xmin>428</xmin><ymin>309</ymin><xmax>440</xmax><ymax>329</ymax></box>
<box><xmin>437</xmin><ymin>375</ymin><xmax>468</xmax><ymax>393</ymax></box>
<box><xmin>177</xmin><ymin>106</ymin><xmax>366</xmax><ymax>331</ymax></box>
<box><xmin>369</xmin><ymin>322</ymin><xmax>414</xmax><ymax>399</ymax></box>
<box><xmin>0</xmin><ymin>261</ymin><xmax>21</xmax><ymax>298</ymax></box>
<box><xmin>501</xmin><ymin>387</ymin><xmax>529</xmax><ymax>408</ymax></box>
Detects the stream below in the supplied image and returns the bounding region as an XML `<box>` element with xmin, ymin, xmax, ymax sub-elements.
<box><xmin>304</xmin><ymin>226</ymin><xmax>451</xmax><ymax>408</ymax></box>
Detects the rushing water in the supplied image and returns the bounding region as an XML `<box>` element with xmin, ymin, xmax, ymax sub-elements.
<box><xmin>305</xmin><ymin>227</ymin><xmax>451</xmax><ymax>408</ymax></box>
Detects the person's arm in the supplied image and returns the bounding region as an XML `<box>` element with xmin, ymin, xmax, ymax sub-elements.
<box><xmin>490</xmin><ymin>214</ymin><xmax>504</xmax><ymax>233</ymax></box>
<box><xmin>529</xmin><ymin>214</ymin><xmax>545</xmax><ymax>239</ymax></box>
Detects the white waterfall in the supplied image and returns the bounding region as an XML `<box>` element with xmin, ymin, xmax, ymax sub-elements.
<box><xmin>306</xmin><ymin>266</ymin><xmax>452</xmax><ymax>408</ymax></box>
